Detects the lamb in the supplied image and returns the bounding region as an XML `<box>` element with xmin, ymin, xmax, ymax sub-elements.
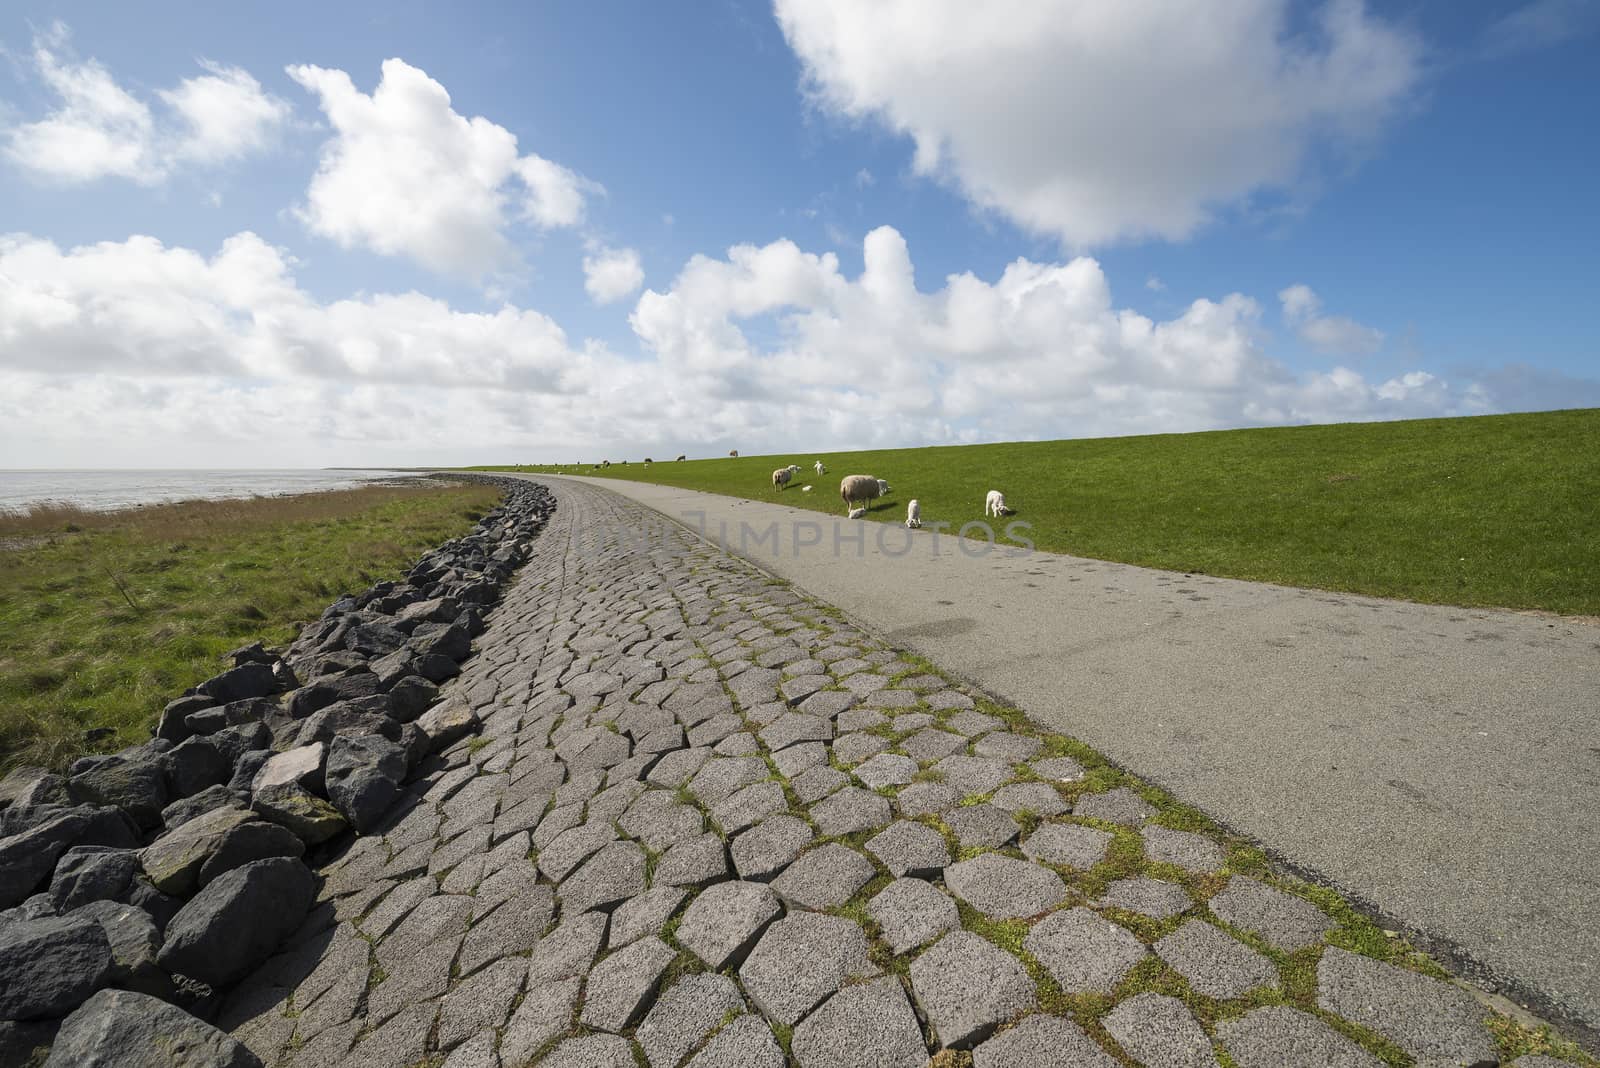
<box><xmin>729</xmin><ymin>450</ymin><xmax>739</xmax><ymax>457</ymax></box>
<box><xmin>905</xmin><ymin>499</ymin><xmax>922</xmax><ymax>528</ymax></box>
<box><xmin>601</xmin><ymin>460</ymin><xmax>611</xmax><ymax>468</ymax></box>
<box><xmin>675</xmin><ymin>455</ymin><xmax>687</xmax><ymax>462</ymax></box>
<box><xmin>772</xmin><ymin>464</ymin><xmax>802</xmax><ymax>490</ymax></box>
<box><xmin>839</xmin><ymin>474</ymin><xmax>889</xmax><ymax>514</ymax></box>
<box><xmin>801</xmin><ymin>485</ymin><xmax>813</xmax><ymax>492</ymax></box>
<box><xmin>814</xmin><ymin>461</ymin><xmax>826</xmax><ymax>475</ymax></box>
<box><xmin>847</xmin><ymin>507</ymin><xmax>866</xmax><ymax>520</ymax></box>
<box><xmin>985</xmin><ymin>490</ymin><xmax>1012</xmax><ymax>517</ymax></box>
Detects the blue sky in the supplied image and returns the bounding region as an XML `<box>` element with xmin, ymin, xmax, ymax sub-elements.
<box><xmin>0</xmin><ymin>0</ymin><xmax>1596</xmax><ymax>466</ymax></box>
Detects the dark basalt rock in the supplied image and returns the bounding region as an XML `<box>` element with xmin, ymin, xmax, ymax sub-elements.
<box><xmin>44</xmin><ymin>988</ymin><xmax>262</xmax><ymax>1068</ymax></box>
<box><xmin>48</xmin><ymin>846</ymin><xmax>137</xmax><ymax>912</ymax></box>
<box><xmin>387</xmin><ymin>675</ymin><xmax>440</xmax><ymax>722</ymax></box>
<box><xmin>196</xmin><ymin>662</ymin><xmax>277</xmax><ymax>704</ymax></box>
<box><xmin>323</xmin><ymin>734</ymin><xmax>408</xmax><ymax>834</ymax></box>
<box><xmin>69</xmin><ymin>755</ymin><xmax>170</xmax><ymax>831</ymax></box>
<box><xmin>0</xmin><ymin>809</ymin><xmax>92</xmax><ymax>909</ymax></box>
<box><xmin>68</xmin><ymin>900</ymin><xmax>166</xmax><ymax>997</ymax></box>
<box><xmin>197</xmin><ymin>820</ymin><xmax>304</xmax><ymax>888</ymax></box>
<box><xmin>156</xmin><ymin>695</ymin><xmax>215</xmax><ymax>744</ymax></box>
<box><xmin>0</xmin><ymin>914</ymin><xmax>112</xmax><ymax>1021</ymax></box>
<box><xmin>156</xmin><ymin>857</ymin><xmax>316</xmax><ymax>989</ymax></box>
<box><xmin>168</xmin><ymin>736</ymin><xmax>230</xmax><ymax>798</ymax></box>
<box><xmin>286</xmin><ymin>672</ymin><xmax>385</xmax><ymax>719</ymax></box>
<box><xmin>160</xmin><ymin>786</ymin><xmax>239</xmax><ymax>831</ymax></box>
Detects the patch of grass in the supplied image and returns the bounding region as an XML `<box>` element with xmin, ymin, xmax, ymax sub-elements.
<box><xmin>478</xmin><ymin>408</ymin><xmax>1600</xmax><ymax>614</ymax></box>
<box><xmin>0</xmin><ymin>480</ymin><xmax>502</xmax><ymax>771</ymax></box>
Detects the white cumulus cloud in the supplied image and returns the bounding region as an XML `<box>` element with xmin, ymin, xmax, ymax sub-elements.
<box><xmin>3</xmin><ymin>24</ymin><xmax>289</xmax><ymax>185</ymax></box>
<box><xmin>1279</xmin><ymin>283</ymin><xmax>1383</xmax><ymax>355</ymax></box>
<box><xmin>287</xmin><ymin>59</ymin><xmax>599</xmax><ymax>278</ymax></box>
<box><xmin>775</xmin><ymin>0</ymin><xmax>1422</xmax><ymax>247</ymax></box>
<box><xmin>583</xmin><ymin>246</ymin><xmax>645</xmax><ymax>304</ymax></box>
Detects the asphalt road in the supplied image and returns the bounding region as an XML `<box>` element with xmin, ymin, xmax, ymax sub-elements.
<box><xmin>527</xmin><ymin>473</ymin><xmax>1600</xmax><ymax>1041</ymax></box>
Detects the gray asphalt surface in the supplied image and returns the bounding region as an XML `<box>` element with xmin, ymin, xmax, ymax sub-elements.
<box><xmin>527</xmin><ymin>473</ymin><xmax>1600</xmax><ymax>1040</ymax></box>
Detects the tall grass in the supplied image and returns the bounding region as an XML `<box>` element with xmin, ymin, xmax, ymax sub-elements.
<box><xmin>0</xmin><ymin>481</ymin><xmax>502</xmax><ymax>772</ymax></box>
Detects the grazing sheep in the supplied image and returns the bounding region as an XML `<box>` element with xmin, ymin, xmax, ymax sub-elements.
<box><xmin>847</xmin><ymin>507</ymin><xmax>867</xmax><ymax>520</ymax></box>
<box><xmin>602</xmin><ymin>460</ymin><xmax>611</xmax><ymax>468</ymax></box>
<box><xmin>643</xmin><ymin>457</ymin><xmax>653</xmax><ymax>464</ymax></box>
<box><xmin>814</xmin><ymin>461</ymin><xmax>826</xmax><ymax>475</ymax></box>
<box><xmin>676</xmin><ymin>454</ymin><xmax>687</xmax><ymax>462</ymax></box>
<box><xmin>839</xmin><ymin>474</ymin><xmax>888</xmax><ymax>514</ymax></box>
<box><xmin>729</xmin><ymin>450</ymin><xmax>739</xmax><ymax>457</ymax></box>
<box><xmin>985</xmin><ymin>490</ymin><xmax>1012</xmax><ymax>517</ymax></box>
<box><xmin>801</xmin><ymin>485</ymin><xmax>813</xmax><ymax>492</ymax></box>
<box><xmin>772</xmin><ymin>464</ymin><xmax>802</xmax><ymax>490</ymax></box>
<box><xmin>905</xmin><ymin>499</ymin><xmax>922</xmax><ymax>528</ymax></box>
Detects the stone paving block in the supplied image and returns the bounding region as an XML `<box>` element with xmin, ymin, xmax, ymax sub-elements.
<box><xmin>972</xmin><ymin>1015</ymin><xmax>1121</xmax><ymax>1068</ymax></box>
<box><xmin>931</xmin><ymin>754</ymin><xmax>1011</xmax><ymax>795</ymax></box>
<box><xmin>866</xmin><ymin>689</ymin><xmax>919</xmax><ymax>709</ymax></box>
<box><xmin>676</xmin><ymin>880</ymin><xmax>781</xmax><ymax>968</ymax></box>
<box><xmin>688</xmin><ymin>714</ymin><xmax>745</xmax><ymax>748</ymax></box>
<box><xmin>1028</xmin><ymin>755</ymin><xmax>1086</xmax><ymax>782</ymax></box>
<box><xmin>1074</xmin><ymin>786</ymin><xmax>1156</xmax><ymax>826</ymax></box>
<box><xmin>910</xmin><ymin>930</ymin><xmax>1036</xmax><ymax>1049</ymax></box>
<box><xmin>890</xmin><ymin>712</ymin><xmax>934</xmax><ymax>733</ymax></box>
<box><xmin>828</xmin><ymin>657</ymin><xmax>872</xmax><ymax>676</ymax></box>
<box><xmin>773</xmin><ymin>740</ymin><xmax>828</xmax><ymax>777</ymax></box>
<box><xmin>646</xmin><ymin>746</ymin><xmax>712</xmax><ymax>788</ymax></box>
<box><xmin>791</xmin><ymin>976</ymin><xmax>928</xmax><ymax>1068</ymax></box>
<box><xmin>771</xmin><ymin>843</ymin><xmax>876</xmax><ymax>910</ymax></box>
<box><xmin>538</xmin><ymin>821</ymin><xmax>618</xmax><ymax>882</ymax></box>
<box><xmin>288</xmin><ymin>1017</ymin><xmax>361</xmax><ymax>1068</ymax></box>
<box><xmin>900</xmin><ymin>673</ymin><xmax>945</xmax><ymax>692</ymax></box>
<box><xmin>440</xmin><ymin>1031</ymin><xmax>499</xmax><ymax>1068</ymax></box>
<box><xmin>810</xmin><ymin>785</ymin><xmax>892</xmax><ymax>836</ymax></box>
<box><xmin>1025</xmin><ymin>907</ymin><xmax>1149</xmax><ymax>993</ymax></box>
<box><xmin>943</xmin><ymin>802</ymin><xmax>1020</xmax><ymax>849</ymax></box>
<box><xmin>792</xmin><ymin>765</ymin><xmax>848</xmax><ymax>803</ymax></box>
<box><xmin>560</xmin><ymin>840</ymin><xmax>647</xmax><ymax>913</ymax></box>
<box><xmin>894</xmin><ymin>781</ymin><xmax>961</xmax><ymax>816</ymax></box>
<box><xmin>460</xmin><ymin>884</ymin><xmax>556</xmax><ymax>976</ymax></box>
<box><xmin>973</xmin><ymin>731</ymin><xmax>1042</xmax><ymax>763</ymax></box>
<box><xmin>831</xmin><ymin>732</ymin><xmax>890</xmax><ymax>765</ymax></box>
<box><xmin>731</xmin><ymin>815</ymin><xmax>815</xmax><ymax>881</ymax></box>
<box><xmin>711</xmin><ymin>781</ymin><xmax>789</xmax><ymax>835</ymax></box>
<box><xmin>988</xmin><ymin>782</ymin><xmax>1069</xmax><ymax>816</ymax></box>
<box><xmin>740</xmin><ymin>911</ymin><xmax>878</xmax><ymax>1024</ymax></box>
<box><xmin>472</xmin><ymin>857</ymin><xmax>542</xmax><ymax>921</ymax></box>
<box><xmin>437</xmin><ymin>955</ymin><xmax>526</xmax><ymax>1049</ymax></box>
<box><xmin>1020</xmin><ymin>822</ymin><xmax>1112</xmax><ymax>868</ymax></box>
<box><xmin>744</xmin><ymin>700</ymin><xmax>791</xmax><ymax>727</ymax></box>
<box><xmin>1509</xmin><ymin>1058</ymin><xmax>1579</xmax><ymax>1068</ymax></box>
<box><xmin>531</xmin><ymin>802</ymin><xmax>584</xmax><ymax>849</ymax></box>
<box><xmin>868</xmin><ymin>877</ymin><xmax>959</xmax><ymax>954</ymax></box>
<box><xmin>838</xmin><ymin>708</ymin><xmax>890</xmax><ymax>732</ymax></box>
<box><xmin>1103</xmin><ymin>992</ymin><xmax>1219</xmax><ymax>1068</ymax></box>
<box><xmin>500</xmin><ymin>976</ymin><xmax>581</xmax><ymax>1066</ymax></box>
<box><xmin>1216</xmin><ymin>1005</ymin><xmax>1383</xmax><ymax>1068</ymax></box>
<box><xmin>376</xmin><ymin>892</ymin><xmax>473</xmax><ymax>971</ymax></box>
<box><xmin>619</xmin><ymin>790</ymin><xmax>705</xmax><ymax>850</ymax></box>
<box><xmin>581</xmin><ymin>935</ymin><xmax>677</xmax><ymax>1031</ymax></box>
<box><xmin>927</xmin><ymin>690</ymin><xmax>976</xmax><ymax>711</ymax></box>
<box><xmin>689</xmin><ymin>756</ymin><xmax>770</xmax><ymax>805</ymax></box>
<box><xmin>900</xmin><ymin>728</ymin><xmax>968</xmax><ymax>763</ymax></box>
<box><xmin>866</xmin><ymin>820</ymin><xmax>950</xmax><ymax>878</ymax></box>
<box><xmin>541</xmin><ymin>1034</ymin><xmax>639</xmax><ymax>1068</ymax></box>
<box><xmin>1142</xmin><ymin>824</ymin><xmax>1225</xmax><ymax>871</ymax></box>
<box><xmin>760</xmin><ymin>712</ymin><xmax>833</xmax><ymax>751</ymax></box>
<box><xmin>366</xmin><ymin>932</ymin><xmax>461</xmax><ymax>1025</ymax></box>
<box><xmin>636</xmin><ymin>973</ymin><xmax>748</xmax><ymax>1068</ymax></box>
<box><xmin>1099</xmin><ymin>877</ymin><xmax>1193</xmax><ymax>919</ymax></box>
<box><xmin>684</xmin><ymin>1013</ymin><xmax>785</xmax><ymax>1068</ymax></box>
<box><xmin>359</xmin><ymin>876</ymin><xmax>432</xmax><ymax>939</ymax></box>
<box><xmin>341</xmin><ymin>1001</ymin><xmax>435</xmax><ymax>1068</ymax></box>
<box><xmin>610</xmin><ymin>886</ymin><xmax>688</xmax><ymax>948</ymax></box>
<box><xmin>1209</xmin><ymin>876</ymin><xmax>1334</xmax><ymax>951</ymax></box>
<box><xmin>781</xmin><ymin>674</ymin><xmax>831</xmax><ymax>704</ymax></box>
<box><xmin>654</xmin><ymin>832</ymin><xmax>730</xmax><ymax>887</ymax></box>
<box><xmin>798</xmin><ymin>690</ymin><xmax>860</xmax><ymax>719</ymax></box>
<box><xmin>840</xmin><ymin>671</ymin><xmax>889</xmax><ymax>695</ymax></box>
<box><xmin>527</xmin><ymin>910</ymin><xmax>608</xmax><ymax>986</ymax></box>
<box><xmin>1155</xmin><ymin>920</ymin><xmax>1279</xmax><ymax>999</ymax></box>
<box><xmin>587</xmin><ymin>779</ymin><xmax>649</xmax><ymax>823</ymax></box>
<box><xmin>852</xmin><ymin>752</ymin><xmax>918</xmax><ymax>790</ymax></box>
<box><xmin>1316</xmin><ymin>946</ymin><xmax>1497</xmax><ymax>1068</ymax></box>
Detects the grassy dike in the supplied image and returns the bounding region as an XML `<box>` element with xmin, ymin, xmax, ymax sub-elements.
<box><xmin>0</xmin><ymin>479</ymin><xmax>503</xmax><ymax>771</ymax></box>
<box><xmin>479</xmin><ymin>408</ymin><xmax>1600</xmax><ymax>616</ymax></box>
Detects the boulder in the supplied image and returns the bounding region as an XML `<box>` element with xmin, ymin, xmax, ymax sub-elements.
<box><xmin>387</xmin><ymin>676</ymin><xmax>440</xmax><ymax>722</ymax></box>
<box><xmin>139</xmin><ymin>806</ymin><xmax>255</xmax><ymax>897</ymax></box>
<box><xmin>0</xmin><ymin>914</ymin><xmax>112</xmax><ymax>1020</ymax></box>
<box><xmin>370</xmin><ymin>649</ymin><xmax>416</xmax><ymax>689</ymax></box>
<box><xmin>410</xmin><ymin>620</ymin><xmax>472</xmax><ymax>663</ymax></box>
<box><xmin>197</xmin><ymin>820</ymin><xmax>304</xmax><ymax>887</ymax></box>
<box><xmin>120</xmin><ymin>879</ymin><xmax>182</xmax><ymax>936</ymax></box>
<box><xmin>167</xmin><ymin>737</ymin><xmax>229</xmax><ymax>798</ymax></box>
<box><xmin>415</xmin><ymin>701</ymin><xmax>479</xmax><ymax>754</ymax></box>
<box><xmin>44</xmin><ymin>988</ymin><xmax>262</xmax><ymax>1068</ymax></box>
<box><xmin>160</xmin><ymin>786</ymin><xmax>239</xmax><ymax>831</ymax></box>
<box><xmin>227</xmin><ymin>752</ymin><xmax>272</xmax><ymax>797</ymax></box>
<box><xmin>293</xmin><ymin>701</ymin><xmax>400</xmax><ymax>749</ymax></box>
<box><xmin>301</xmin><ymin>650</ymin><xmax>367</xmax><ymax>680</ymax></box>
<box><xmin>68</xmin><ymin>901</ymin><xmax>166</xmax><ymax>997</ymax></box>
<box><xmin>0</xmin><ymin>1019</ymin><xmax>59</xmax><ymax>1067</ymax></box>
<box><xmin>286</xmin><ymin>673</ymin><xmax>384</xmax><ymax>719</ymax></box>
<box><xmin>49</xmin><ymin>847</ymin><xmax>137</xmax><ymax>912</ymax></box>
<box><xmin>338</xmin><ymin>621</ymin><xmax>409</xmax><ymax>658</ymax></box>
<box><xmin>0</xmin><ymin>810</ymin><xmax>92</xmax><ymax>909</ymax></box>
<box><xmin>69</xmin><ymin>755</ymin><xmax>170</xmax><ymax>830</ymax></box>
<box><xmin>250</xmin><ymin>784</ymin><xmax>347</xmax><ymax>846</ymax></box>
<box><xmin>197</xmin><ymin>662</ymin><xmax>277</xmax><ymax>704</ymax></box>
<box><xmin>207</xmin><ymin>722</ymin><xmax>271</xmax><ymax>769</ymax></box>
<box><xmin>155</xmin><ymin>696</ymin><xmax>215</xmax><ymax>744</ymax></box>
<box><xmin>226</xmin><ymin>641</ymin><xmax>274</xmax><ymax>667</ymax></box>
<box><xmin>413</xmin><ymin>652</ymin><xmax>461</xmax><ymax>683</ymax></box>
<box><xmin>270</xmin><ymin>660</ymin><xmax>299</xmax><ymax>694</ymax></box>
<box><xmin>323</xmin><ymin>735</ymin><xmax>408</xmax><ymax>833</ymax></box>
<box><xmin>250</xmin><ymin>743</ymin><xmax>326</xmax><ymax>795</ymax></box>
<box><xmin>0</xmin><ymin>768</ymin><xmax>68</xmax><ymax>813</ymax></box>
<box><xmin>182</xmin><ymin>697</ymin><xmax>278</xmax><ymax>737</ymax></box>
<box><xmin>156</xmin><ymin>857</ymin><xmax>315</xmax><ymax>989</ymax></box>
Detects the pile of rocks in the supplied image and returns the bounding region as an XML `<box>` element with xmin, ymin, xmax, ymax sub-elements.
<box><xmin>0</xmin><ymin>476</ymin><xmax>554</xmax><ymax>1067</ymax></box>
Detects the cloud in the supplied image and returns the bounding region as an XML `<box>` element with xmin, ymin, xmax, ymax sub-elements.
<box><xmin>1279</xmin><ymin>283</ymin><xmax>1383</xmax><ymax>355</ymax></box>
<box><xmin>287</xmin><ymin>59</ymin><xmax>599</xmax><ymax>278</ymax></box>
<box><xmin>2</xmin><ymin>225</ymin><xmax>1541</xmax><ymax>467</ymax></box>
<box><xmin>774</xmin><ymin>0</ymin><xmax>1421</xmax><ymax>247</ymax></box>
<box><xmin>3</xmin><ymin>24</ymin><xmax>289</xmax><ymax>184</ymax></box>
<box><xmin>583</xmin><ymin>246</ymin><xmax>645</xmax><ymax>304</ymax></box>
<box><xmin>1146</xmin><ymin>276</ymin><xmax>1166</xmax><ymax>292</ymax></box>
<box><xmin>1480</xmin><ymin>0</ymin><xmax>1600</xmax><ymax>58</ymax></box>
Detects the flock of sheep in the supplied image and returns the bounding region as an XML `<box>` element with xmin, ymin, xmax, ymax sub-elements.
<box><xmin>772</xmin><ymin>460</ymin><xmax>1012</xmax><ymax>526</ymax></box>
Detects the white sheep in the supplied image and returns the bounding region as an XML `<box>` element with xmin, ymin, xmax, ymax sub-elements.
<box><xmin>847</xmin><ymin>507</ymin><xmax>866</xmax><ymax>520</ymax></box>
<box><xmin>985</xmin><ymin>489</ymin><xmax>1012</xmax><ymax>517</ymax></box>
<box><xmin>801</xmin><ymin>485</ymin><xmax>813</xmax><ymax>492</ymax></box>
<box><xmin>839</xmin><ymin>474</ymin><xmax>888</xmax><ymax>514</ymax></box>
<box><xmin>814</xmin><ymin>461</ymin><xmax>826</xmax><ymax>475</ymax></box>
<box><xmin>905</xmin><ymin>499</ymin><xmax>922</xmax><ymax>528</ymax></box>
<box><xmin>772</xmin><ymin>465</ymin><xmax>802</xmax><ymax>491</ymax></box>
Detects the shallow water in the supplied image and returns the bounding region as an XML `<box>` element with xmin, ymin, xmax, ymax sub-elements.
<box><xmin>0</xmin><ymin>469</ymin><xmax>419</xmax><ymax>513</ymax></box>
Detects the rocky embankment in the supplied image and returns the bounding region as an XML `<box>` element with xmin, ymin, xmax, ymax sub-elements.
<box><xmin>0</xmin><ymin>476</ymin><xmax>554</xmax><ymax>1067</ymax></box>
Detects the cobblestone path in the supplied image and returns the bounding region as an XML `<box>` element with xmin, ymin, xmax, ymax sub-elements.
<box><xmin>217</xmin><ymin>479</ymin><xmax>1560</xmax><ymax>1068</ymax></box>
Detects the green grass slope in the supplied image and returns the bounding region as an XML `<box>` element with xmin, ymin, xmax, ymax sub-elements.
<box><xmin>479</xmin><ymin>408</ymin><xmax>1600</xmax><ymax>616</ymax></box>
